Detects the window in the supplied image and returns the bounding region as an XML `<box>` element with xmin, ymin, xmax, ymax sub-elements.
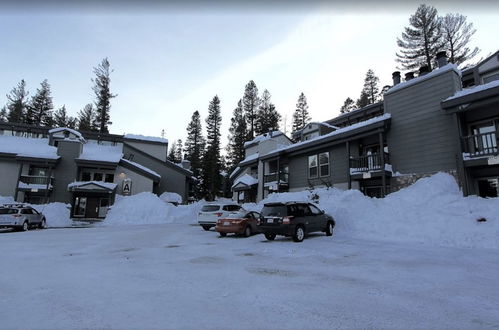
<box><xmin>21</xmin><ymin>209</ymin><xmax>33</xmax><ymax>214</ymax></box>
<box><xmin>74</xmin><ymin>197</ymin><xmax>87</xmax><ymax>217</ymax></box>
<box><xmin>81</xmin><ymin>172</ymin><xmax>91</xmax><ymax>181</ymax></box>
<box><xmin>223</xmin><ymin>205</ymin><xmax>241</xmax><ymax>211</ymax></box>
<box><xmin>319</xmin><ymin>152</ymin><xmax>330</xmax><ymax>177</ymax></box>
<box><xmin>483</xmin><ymin>72</ymin><xmax>499</xmax><ymax>84</ymax></box>
<box><xmin>29</xmin><ymin>167</ymin><xmax>48</xmax><ymax>176</ymax></box>
<box><xmin>201</xmin><ymin>205</ymin><xmax>220</xmax><ymax>212</ymax></box>
<box><xmin>93</xmin><ymin>173</ymin><xmax>103</xmax><ymax>181</ymax></box>
<box><xmin>105</xmin><ymin>174</ymin><xmax>114</xmax><ymax>183</ymax></box>
<box><xmin>308</xmin><ymin>155</ymin><xmax>318</xmax><ymax>178</ymax></box>
<box><xmin>308</xmin><ymin>204</ymin><xmax>323</xmax><ymax>215</ymax></box>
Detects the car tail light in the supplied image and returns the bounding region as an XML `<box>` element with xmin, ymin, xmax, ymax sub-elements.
<box><xmin>282</xmin><ymin>216</ymin><xmax>294</xmax><ymax>224</ymax></box>
<box><xmin>215</xmin><ymin>212</ymin><xmax>223</xmax><ymax>217</ymax></box>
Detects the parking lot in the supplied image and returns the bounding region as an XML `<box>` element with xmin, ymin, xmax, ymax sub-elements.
<box><xmin>1</xmin><ymin>224</ymin><xmax>498</xmax><ymax>329</ymax></box>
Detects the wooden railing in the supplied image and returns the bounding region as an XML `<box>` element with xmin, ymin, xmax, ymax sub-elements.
<box><xmin>19</xmin><ymin>175</ymin><xmax>54</xmax><ymax>186</ymax></box>
<box><xmin>462</xmin><ymin>132</ymin><xmax>498</xmax><ymax>158</ymax></box>
<box><xmin>349</xmin><ymin>152</ymin><xmax>390</xmax><ymax>173</ymax></box>
<box><xmin>264</xmin><ymin>172</ymin><xmax>289</xmax><ymax>184</ymax></box>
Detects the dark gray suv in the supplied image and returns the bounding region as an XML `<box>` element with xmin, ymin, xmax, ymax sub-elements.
<box><xmin>258</xmin><ymin>202</ymin><xmax>335</xmax><ymax>242</ymax></box>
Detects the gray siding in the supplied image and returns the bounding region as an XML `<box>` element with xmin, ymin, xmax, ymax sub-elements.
<box><xmin>52</xmin><ymin>140</ymin><xmax>82</xmax><ymax>203</ymax></box>
<box><xmin>0</xmin><ymin>160</ymin><xmax>20</xmax><ymax>197</ymax></box>
<box><xmin>384</xmin><ymin>70</ymin><xmax>462</xmax><ymax>174</ymax></box>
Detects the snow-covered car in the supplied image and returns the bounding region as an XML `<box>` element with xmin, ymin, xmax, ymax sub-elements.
<box><xmin>0</xmin><ymin>204</ymin><xmax>46</xmax><ymax>231</ymax></box>
<box><xmin>198</xmin><ymin>203</ymin><xmax>243</xmax><ymax>231</ymax></box>
<box><xmin>215</xmin><ymin>211</ymin><xmax>261</xmax><ymax>237</ymax></box>
<box><xmin>258</xmin><ymin>202</ymin><xmax>335</xmax><ymax>242</ymax></box>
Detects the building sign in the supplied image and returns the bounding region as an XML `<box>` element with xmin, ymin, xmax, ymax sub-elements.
<box><xmin>122</xmin><ymin>179</ymin><xmax>132</xmax><ymax>196</ymax></box>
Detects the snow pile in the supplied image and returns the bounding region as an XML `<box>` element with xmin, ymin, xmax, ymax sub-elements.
<box><xmin>0</xmin><ymin>195</ymin><xmax>14</xmax><ymax>205</ymax></box>
<box><xmin>124</xmin><ymin>134</ymin><xmax>168</xmax><ymax>144</ymax></box>
<box><xmin>232</xmin><ymin>174</ymin><xmax>258</xmax><ymax>188</ymax></box>
<box><xmin>159</xmin><ymin>192</ymin><xmax>182</xmax><ymax>205</ymax></box>
<box><xmin>0</xmin><ymin>136</ymin><xmax>58</xmax><ymax>159</ymax></box>
<box><xmin>78</xmin><ymin>141</ymin><xmax>123</xmax><ymax>163</ymax></box>
<box><xmin>32</xmin><ymin>203</ymin><xmax>72</xmax><ymax>228</ymax></box>
<box><xmin>252</xmin><ymin>173</ymin><xmax>499</xmax><ymax>249</ymax></box>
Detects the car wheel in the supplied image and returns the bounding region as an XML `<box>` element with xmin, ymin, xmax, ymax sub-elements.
<box><xmin>39</xmin><ymin>218</ymin><xmax>46</xmax><ymax>229</ymax></box>
<box><xmin>202</xmin><ymin>225</ymin><xmax>211</xmax><ymax>231</ymax></box>
<box><xmin>243</xmin><ymin>226</ymin><xmax>251</xmax><ymax>238</ymax></box>
<box><xmin>293</xmin><ymin>226</ymin><xmax>305</xmax><ymax>242</ymax></box>
<box><xmin>264</xmin><ymin>233</ymin><xmax>276</xmax><ymax>241</ymax></box>
<box><xmin>219</xmin><ymin>232</ymin><xmax>227</xmax><ymax>237</ymax></box>
<box><xmin>325</xmin><ymin>221</ymin><xmax>334</xmax><ymax>236</ymax></box>
<box><xmin>21</xmin><ymin>221</ymin><xmax>29</xmax><ymax>232</ymax></box>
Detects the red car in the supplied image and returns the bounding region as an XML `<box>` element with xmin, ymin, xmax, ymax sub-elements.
<box><xmin>215</xmin><ymin>211</ymin><xmax>261</xmax><ymax>237</ymax></box>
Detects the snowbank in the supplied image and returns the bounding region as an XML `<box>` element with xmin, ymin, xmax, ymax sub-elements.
<box><xmin>159</xmin><ymin>192</ymin><xmax>182</xmax><ymax>205</ymax></box>
<box><xmin>32</xmin><ymin>203</ymin><xmax>72</xmax><ymax>228</ymax></box>
<box><xmin>249</xmin><ymin>173</ymin><xmax>499</xmax><ymax>249</ymax></box>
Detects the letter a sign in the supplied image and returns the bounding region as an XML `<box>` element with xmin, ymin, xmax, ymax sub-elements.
<box><xmin>122</xmin><ymin>179</ymin><xmax>132</xmax><ymax>196</ymax></box>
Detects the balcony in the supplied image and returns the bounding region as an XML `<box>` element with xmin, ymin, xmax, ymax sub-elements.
<box><xmin>350</xmin><ymin>152</ymin><xmax>391</xmax><ymax>175</ymax></box>
<box><xmin>462</xmin><ymin>132</ymin><xmax>498</xmax><ymax>159</ymax></box>
<box><xmin>18</xmin><ymin>175</ymin><xmax>54</xmax><ymax>190</ymax></box>
<box><xmin>264</xmin><ymin>171</ymin><xmax>289</xmax><ymax>185</ymax></box>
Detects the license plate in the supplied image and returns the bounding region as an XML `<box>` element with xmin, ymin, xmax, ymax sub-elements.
<box><xmin>267</xmin><ymin>218</ymin><xmax>274</xmax><ymax>223</ymax></box>
<box><xmin>224</xmin><ymin>221</ymin><xmax>230</xmax><ymax>226</ymax></box>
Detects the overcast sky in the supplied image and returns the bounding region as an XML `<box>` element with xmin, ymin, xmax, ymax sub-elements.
<box><xmin>1</xmin><ymin>1</ymin><xmax>498</xmax><ymax>147</ymax></box>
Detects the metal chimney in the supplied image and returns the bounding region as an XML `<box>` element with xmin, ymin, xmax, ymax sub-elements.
<box><xmin>392</xmin><ymin>71</ymin><xmax>401</xmax><ymax>85</ymax></box>
<box><xmin>405</xmin><ymin>72</ymin><xmax>415</xmax><ymax>81</ymax></box>
<box><xmin>436</xmin><ymin>51</ymin><xmax>448</xmax><ymax>68</ymax></box>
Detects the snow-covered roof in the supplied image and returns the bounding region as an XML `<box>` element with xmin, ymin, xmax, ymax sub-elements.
<box><xmin>229</xmin><ymin>166</ymin><xmax>241</xmax><ymax>179</ymax></box>
<box><xmin>232</xmin><ymin>174</ymin><xmax>258</xmax><ymax>189</ymax></box>
<box><xmin>239</xmin><ymin>152</ymin><xmax>259</xmax><ymax>165</ymax></box>
<box><xmin>444</xmin><ymin>79</ymin><xmax>499</xmax><ymax>102</ymax></box>
<box><xmin>0</xmin><ymin>136</ymin><xmax>59</xmax><ymax>159</ymax></box>
<box><xmin>67</xmin><ymin>181</ymin><xmax>117</xmax><ymax>190</ymax></box>
<box><xmin>120</xmin><ymin>158</ymin><xmax>160</xmax><ymax>179</ymax></box>
<box><xmin>48</xmin><ymin>127</ymin><xmax>85</xmax><ymax>141</ymax></box>
<box><xmin>78</xmin><ymin>141</ymin><xmax>123</xmax><ymax>163</ymax></box>
<box><xmin>263</xmin><ymin>114</ymin><xmax>391</xmax><ymax>159</ymax></box>
<box><xmin>159</xmin><ymin>191</ymin><xmax>182</xmax><ymax>204</ymax></box>
<box><xmin>124</xmin><ymin>134</ymin><xmax>168</xmax><ymax>144</ymax></box>
<box><xmin>244</xmin><ymin>131</ymin><xmax>284</xmax><ymax>148</ymax></box>
<box><xmin>386</xmin><ymin>63</ymin><xmax>461</xmax><ymax>95</ymax></box>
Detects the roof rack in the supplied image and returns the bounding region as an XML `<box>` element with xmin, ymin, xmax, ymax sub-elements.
<box><xmin>0</xmin><ymin>203</ymin><xmax>28</xmax><ymax>208</ymax></box>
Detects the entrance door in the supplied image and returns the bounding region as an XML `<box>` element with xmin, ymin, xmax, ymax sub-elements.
<box><xmin>85</xmin><ymin>198</ymin><xmax>100</xmax><ymax>218</ymax></box>
<box><xmin>477</xmin><ymin>178</ymin><xmax>499</xmax><ymax>198</ymax></box>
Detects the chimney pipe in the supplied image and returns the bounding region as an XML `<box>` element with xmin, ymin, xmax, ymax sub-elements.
<box><xmin>436</xmin><ymin>51</ymin><xmax>448</xmax><ymax>68</ymax></box>
<box><xmin>419</xmin><ymin>65</ymin><xmax>430</xmax><ymax>76</ymax></box>
<box><xmin>392</xmin><ymin>71</ymin><xmax>401</xmax><ymax>85</ymax></box>
<box><xmin>405</xmin><ymin>72</ymin><xmax>415</xmax><ymax>81</ymax></box>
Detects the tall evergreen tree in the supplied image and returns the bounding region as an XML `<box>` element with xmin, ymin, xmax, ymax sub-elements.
<box><xmin>226</xmin><ymin>99</ymin><xmax>247</xmax><ymax>171</ymax></box>
<box><xmin>53</xmin><ymin>105</ymin><xmax>70</xmax><ymax>127</ymax></box>
<box><xmin>184</xmin><ymin>110</ymin><xmax>206</xmax><ymax>178</ymax></box>
<box><xmin>242</xmin><ymin>80</ymin><xmax>260</xmax><ymax>140</ymax></box>
<box><xmin>28</xmin><ymin>79</ymin><xmax>54</xmax><ymax>126</ymax></box>
<box><xmin>167</xmin><ymin>144</ymin><xmax>177</xmax><ymax>163</ymax></box>
<box><xmin>174</xmin><ymin>139</ymin><xmax>183</xmax><ymax>162</ymax></box>
<box><xmin>340</xmin><ymin>97</ymin><xmax>356</xmax><ymax>114</ymax></box>
<box><xmin>77</xmin><ymin>104</ymin><xmax>97</xmax><ymax>131</ymax></box>
<box><xmin>360</xmin><ymin>69</ymin><xmax>380</xmax><ymax>104</ymax></box>
<box><xmin>441</xmin><ymin>13</ymin><xmax>480</xmax><ymax>65</ymax></box>
<box><xmin>67</xmin><ymin>116</ymin><xmax>77</xmax><ymax>129</ymax></box>
<box><xmin>396</xmin><ymin>4</ymin><xmax>443</xmax><ymax>71</ymax></box>
<box><xmin>6</xmin><ymin>80</ymin><xmax>29</xmax><ymax>124</ymax></box>
<box><xmin>202</xmin><ymin>95</ymin><xmax>223</xmax><ymax>200</ymax></box>
<box><xmin>356</xmin><ymin>92</ymin><xmax>370</xmax><ymax>109</ymax></box>
<box><xmin>0</xmin><ymin>106</ymin><xmax>7</xmax><ymax>122</ymax></box>
<box><xmin>291</xmin><ymin>92</ymin><xmax>311</xmax><ymax>134</ymax></box>
<box><xmin>255</xmin><ymin>89</ymin><xmax>281</xmax><ymax>135</ymax></box>
<box><xmin>92</xmin><ymin>58</ymin><xmax>116</xmax><ymax>133</ymax></box>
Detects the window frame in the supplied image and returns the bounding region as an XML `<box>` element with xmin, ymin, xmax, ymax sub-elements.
<box><xmin>319</xmin><ymin>152</ymin><xmax>330</xmax><ymax>178</ymax></box>
<box><xmin>308</xmin><ymin>155</ymin><xmax>318</xmax><ymax>179</ymax></box>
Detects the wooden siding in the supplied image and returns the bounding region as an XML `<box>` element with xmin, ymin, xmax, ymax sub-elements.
<box><xmin>384</xmin><ymin>70</ymin><xmax>462</xmax><ymax>174</ymax></box>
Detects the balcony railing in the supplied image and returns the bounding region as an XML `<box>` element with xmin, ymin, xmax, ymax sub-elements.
<box><xmin>462</xmin><ymin>132</ymin><xmax>498</xmax><ymax>158</ymax></box>
<box><xmin>264</xmin><ymin>171</ymin><xmax>289</xmax><ymax>184</ymax></box>
<box><xmin>350</xmin><ymin>152</ymin><xmax>390</xmax><ymax>173</ymax></box>
<box><xmin>19</xmin><ymin>175</ymin><xmax>54</xmax><ymax>187</ymax></box>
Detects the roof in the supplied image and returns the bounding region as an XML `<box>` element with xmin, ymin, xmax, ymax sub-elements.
<box><xmin>442</xmin><ymin>80</ymin><xmax>499</xmax><ymax>110</ymax></box>
<box><xmin>0</xmin><ymin>135</ymin><xmax>59</xmax><ymax>160</ymax></box>
<box><xmin>261</xmin><ymin>114</ymin><xmax>391</xmax><ymax>160</ymax></box>
<box><xmin>119</xmin><ymin>158</ymin><xmax>161</xmax><ymax>181</ymax></box>
<box><xmin>48</xmin><ymin>127</ymin><xmax>85</xmax><ymax>142</ymax></box>
<box><xmin>326</xmin><ymin>102</ymin><xmax>384</xmax><ymax>127</ymax></box>
<box><xmin>124</xmin><ymin>134</ymin><xmax>168</xmax><ymax>144</ymax></box>
<box><xmin>238</xmin><ymin>152</ymin><xmax>259</xmax><ymax>167</ymax></box>
<box><xmin>244</xmin><ymin>131</ymin><xmax>287</xmax><ymax>148</ymax></box>
<box><xmin>231</xmin><ymin>174</ymin><xmax>258</xmax><ymax>189</ymax></box>
<box><xmin>67</xmin><ymin>181</ymin><xmax>117</xmax><ymax>191</ymax></box>
<box><xmin>385</xmin><ymin>63</ymin><xmax>461</xmax><ymax>95</ymax></box>
<box><xmin>77</xmin><ymin>141</ymin><xmax>123</xmax><ymax>163</ymax></box>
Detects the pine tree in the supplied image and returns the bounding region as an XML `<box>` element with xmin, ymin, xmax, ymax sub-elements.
<box><xmin>67</xmin><ymin>116</ymin><xmax>77</xmax><ymax>129</ymax></box>
<box><xmin>242</xmin><ymin>80</ymin><xmax>260</xmax><ymax>140</ymax></box>
<box><xmin>226</xmin><ymin>99</ymin><xmax>247</xmax><ymax>171</ymax></box>
<box><xmin>255</xmin><ymin>89</ymin><xmax>281</xmax><ymax>135</ymax></box>
<box><xmin>53</xmin><ymin>105</ymin><xmax>69</xmax><ymax>127</ymax></box>
<box><xmin>356</xmin><ymin>92</ymin><xmax>370</xmax><ymax>109</ymax></box>
<box><xmin>92</xmin><ymin>58</ymin><xmax>116</xmax><ymax>133</ymax></box>
<box><xmin>77</xmin><ymin>104</ymin><xmax>97</xmax><ymax>131</ymax></box>
<box><xmin>441</xmin><ymin>13</ymin><xmax>480</xmax><ymax>65</ymax></box>
<box><xmin>174</xmin><ymin>139</ymin><xmax>183</xmax><ymax>161</ymax></box>
<box><xmin>360</xmin><ymin>69</ymin><xmax>380</xmax><ymax>104</ymax></box>
<box><xmin>396</xmin><ymin>4</ymin><xmax>443</xmax><ymax>71</ymax></box>
<box><xmin>0</xmin><ymin>106</ymin><xmax>7</xmax><ymax>122</ymax></box>
<box><xmin>6</xmin><ymin>80</ymin><xmax>29</xmax><ymax>124</ymax></box>
<box><xmin>167</xmin><ymin>142</ymin><xmax>181</xmax><ymax>163</ymax></box>
<box><xmin>291</xmin><ymin>92</ymin><xmax>311</xmax><ymax>134</ymax></box>
<box><xmin>184</xmin><ymin>110</ymin><xmax>206</xmax><ymax>178</ymax></box>
<box><xmin>340</xmin><ymin>97</ymin><xmax>356</xmax><ymax>114</ymax></box>
<box><xmin>202</xmin><ymin>95</ymin><xmax>223</xmax><ymax>200</ymax></box>
<box><xmin>28</xmin><ymin>79</ymin><xmax>54</xmax><ymax>126</ymax></box>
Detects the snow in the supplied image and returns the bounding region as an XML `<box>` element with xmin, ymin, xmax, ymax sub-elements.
<box><xmin>124</xmin><ymin>134</ymin><xmax>168</xmax><ymax>144</ymax></box>
<box><xmin>32</xmin><ymin>202</ymin><xmax>73</xmax><ymax>227</ymax></box>
<box><xmin>239</xmin><ymin>152</ymin><xmax>259</xmax><ymax>164</ymax></box>
<box><xmin>48</xmin><ymin>127</ymin><xmax>85</xmax><ymax>141</ymax></box>
<box><xmin>243</xmin><ymin>131</ymin><xmax>283</xmax><ymax>147</ymax></box>
<box><xmin>67</xmin><ymin>181</ymin><xmax>117</xmax><ymax>190</ymax></box>
<box><xmin>444</xmin><ymin>79</ymin><xmax>499</xmax><ymax>101</ymax></box>
<box><xmin>264</xmin><ymin>114</ymin><xmax>391</xmax><ymax>159</ymax></box>
<box><xmin>120</xmin><ymin>158</ymin><xmax>160</xmax><ymax>178</ymax></box>
<box><xmin>386</xmin><ymin>63</ymin><xmax>461</xmax><ymax>95</ymax></box>
<box><xmin>17</xmin><ymin>183</ymin><xmax>53</xmax><ymax>190</ymax></box>
<box><xmin>232</xmin><ymin>174</ymin><xmax>258</xmax><ymax>188</ymax></box>
<box><xmin>78</xmin><ymin>141</ymin><xmax>123</xmax><ymax>163</ymax></box>
<box><xmin>229</xmin><ymin>166</ymin><xmax>241</xmax><ymax>178</ymax></box>
<box><xmin>0</xmin><ymin>135</ymin><xmax>59</xmax><ymax>159</ymax></box>
<box><xmin>159</xmin><ymin>191</ymin><xmax>183</xmax><ymax>204</ymax></box>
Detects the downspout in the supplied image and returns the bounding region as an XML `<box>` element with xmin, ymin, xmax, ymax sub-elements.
<box><xmin>379</xmin><ymin>131</ymin><xmax>386</xmax><ymax>197</ymax></box>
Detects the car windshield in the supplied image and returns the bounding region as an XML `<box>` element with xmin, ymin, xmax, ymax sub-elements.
<box><xmin>261</xmin><ymin>205</ymin><xmax>287</xmax><ymax>217</ymax></box>
<box><xmin>0</xmin><ymin>208</ymin><xmax>19</xmax><ymax>214</ymax></box>
<box><xmin>201</xmin><ymin>205</ymin><xmax>221</xmax><ymax>212</ymax></box>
